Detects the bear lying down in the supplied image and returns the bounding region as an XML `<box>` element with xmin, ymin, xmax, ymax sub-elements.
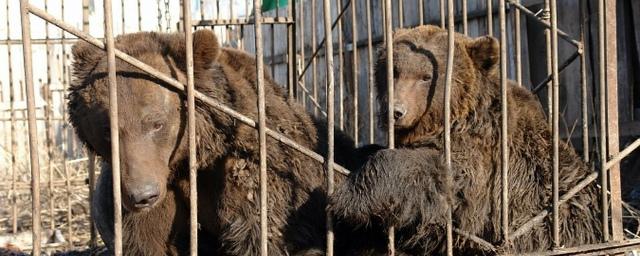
<box><xmin>68</xmin><ymin>29</ymin><xmax>379</xmax><ymax>255</ymax></box>
<box><xmin>331</xmin><ymin>25</ymin><xmax>602</xmax><ymax>255</ymax></box>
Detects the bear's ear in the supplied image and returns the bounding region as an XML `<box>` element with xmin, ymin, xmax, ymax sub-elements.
<box><xmin>192</xmin><ymin>29</ymin><xmax>220</xmax><ymax>69</ymax></box>
<box><xmin>71</xmin><ymin>40</ymin><xmax>101</xmax><ymax>68</ymax></box>
<box><xmin>466</xmin><ymin>36</ymin><xmax>499</xmax><ymax>74</ymax></box>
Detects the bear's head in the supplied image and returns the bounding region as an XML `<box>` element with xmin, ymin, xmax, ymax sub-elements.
<box><xmin>376</xmin><ymin>25</ymin><xmax>499</xmax><ymax>146</ymax></box>
<box><xmin>69</xmin><ymin>29</ymin><xmax>220</xmax><ymax>211</ymax></box>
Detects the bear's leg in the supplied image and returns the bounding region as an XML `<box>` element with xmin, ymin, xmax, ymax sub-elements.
<box><xmin>92</xmin><ymin>163</ymin><xmax>190</xmax><ymax>256</ymax></box>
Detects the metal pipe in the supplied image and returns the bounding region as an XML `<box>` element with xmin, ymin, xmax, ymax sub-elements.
<box><xmin>398</xmin><ymin>0</ymin><xmax>403</xmax><ymax>28</ymax></box>
<box><xmin>288</xmin><ymin>0</ymin><xmax>297</xmax><ymax>101</ymax></box>
<box><xmin>440</xmin><ymin>0</ymin><xmax>445</xmax><ymax>28</ymax></box>
<box><xmin>311</xmin><ymin>0</ymin><xmax>318</xmax><ymax>116</ymax></box>
<box><xmin>605</xmin><ymin>138</ymin><xmax>640</xmax><ymax>171</ymax></box>
<box><xmin>103</xmin><ymin>0</ymin><xmax>124</xmax><ymax>254</ymax></box>
<box><xmin>299</xmin><ymin>0</ymin><xmax>306</xmax><ymax>107</ymax></box>
<box><xmin>18</xmin><ymin>1</ymin><xmax>42</xmax><ymax>254</ymax></box>
<box><xmin>88</xmin><ymin>152</ymin><xmax>97</xmax><ymax>248</ymax></box>
<box><xmin>550</xmin><ymin>0</ymin><xmax>560</xmax><ymax>247</ymax></box>
<box><xmin>137</xmin><ymin>0</ymin><xmax>141</xmax><ymax>31</ymax></box>
<box><xmin>531</xmin><ymin>51</ymin><xmax>580</xmax><ymax>94</ymax></box>
<box><xmin>384</xmin><ymin>0</ymin><xmax>395</xmax><ymax>254</ymax></box>
<box><xmin>462</xmin><ymin>0</ymin><xmax>468</xmax><ymax>35</ymax></box>
<box><xmin>444</xmin><ymin>0</ymin><xmax>455</xmax><ymax>254</ymax></box>
<box><xmin>579</xmin><ymin>0</ymin><xmax>588</xmax><ymax>162</ymax></box>
<box><xmin>61</xmin><ymin>0</ymin><xmax>74</xmax><ymax>247</ymax></box>
<box><xmin>337</xmin><ymin>0</ymin><xmax>344</xmax><ymax>130</ymax></box>
<box><xmin>506</xmin><ymin>0</ymin><xmax>580</xmax><ymax>48</ymax></box>
<box><xmin>366</xmin><ymin>0</ymin><xmax>374</xmax><ymax>144</ymax></box>
<box><xmin>419</xmin><ymin>0</ymin><xmax>424</xmax><ymax>25</ymax></box>
<box><xmin>6</xmin><ymin>0</ymin><xmax>17</xmax><ymax>235</ymax></box>
<box><xmin>487</xmin><ymin>0</ymin><xmax>493</xmax><ymax>36</ymax></box>
<box><xmin>44</xmin><ymin>0</ymin><xmax>56</xmax><ymax>233</ymax></box>
<box><xmin>604</xmin><ymin>0</ymin><xmax>622</xmax><ymax>241</ymax></box>
<box><xmin>321</xmin><ymin>0</ymin><xmax>336</xmax><ymax>253</ymax></box>
<box><xmin>513</xmin><ymin>0</ymin><xmax>521</xmax><ymax>85</ymax></box>
<box><xmin>499</xmin><ymin>0</ymin><xmax>509</xmax><ymax>243</ymax></box>
<box><xmin>597</xmin><ymin>0</ymin><xmax>609</xmax><ymax>242</ymax></box>
<box><xmin>181</xmin><ymin>0</ymin><xmax>198</xmax><ymax>254</ymax></box>
<box><xmin>351</xmin><ymin>0</ymin><xmax>358</xmax><ymax>146</ymax></box>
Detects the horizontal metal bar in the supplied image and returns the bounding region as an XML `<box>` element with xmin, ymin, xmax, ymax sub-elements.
<box><xmin>0</xmin><ymin>180</ymin><xmax>88</xmax><ymax>190</ymax></box>
<box><xmin>507</xmin><ymin>0</ymin><xmax>581</xmax><ymax>48</ymax></box>
<box><xmin>26</xmin><ymin>3</ymin><xmax>351</xmax><ymax>176</ymax></box>
<box><xmin>515</xmin><ymin>238</ymin><xmax>640</xmax><ymax>256</ymax></box>
<box><xmin>605</xmin><ymin>138</ymin><xmax>640</xmax><ymax>170</ymax></box>
<box><xmin>0</xmin><ymin>37</ymin><xmax>89</xmax><ymax>45</ymax></box>
<box><xmin>194</xmin><ymin>17</ymin><xmax>294</xmax><ymax>26</ymax></box>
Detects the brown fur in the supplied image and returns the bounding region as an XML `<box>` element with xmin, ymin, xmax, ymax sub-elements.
<box><xmin>331</xmin><ymin>25</ymin><xmax>602</xmax><ymax>254</ymax></box>
<box><xmin>69</xmin><ymin>30</ymin><xmax>365</xmax><ymax>255</ymax></box>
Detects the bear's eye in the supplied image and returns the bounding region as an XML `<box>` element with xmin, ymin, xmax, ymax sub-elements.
<box><xmin>151</xmin><ymin>122</ymin><xmax>164</xmax><ymax>132</ymax></box>
<box><xmin>421</xmin><ymin>75</ymin><xmax>432</xmax><ymax>82</ymax></box>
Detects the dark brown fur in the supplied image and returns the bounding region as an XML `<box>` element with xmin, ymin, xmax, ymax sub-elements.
<box><xmin>331</xmin><ymin>25</ymin><xmax>602</xmax><ymax>255</ymax></box>
<box><xmin>69</xmin><ymin>30</ymin><xmax>365</xmax><ymax>255</ymax></box>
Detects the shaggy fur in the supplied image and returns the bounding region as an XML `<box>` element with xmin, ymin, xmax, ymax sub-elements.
<box><xmin>69</xmin><ymin>29</ymin><xmax>366</xmax><ymax>255</ymax></box>
<box><xmin>330</xmin><ymin>25</ymin><xmax>602</xmax><ymax>255</ymax></box>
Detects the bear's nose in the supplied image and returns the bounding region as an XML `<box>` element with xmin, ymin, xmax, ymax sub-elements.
<box><xmin>131</xmin><ymin>184</ymin><xmax>160</xmax><ymax>209</ymax></box>
<box><xmin>394</xmin><ymin>104</ymin><xmax>407</xmax><ymax>120</ymax></box>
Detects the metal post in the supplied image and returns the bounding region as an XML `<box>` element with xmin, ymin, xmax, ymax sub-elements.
<box><xmin>182</xmin><ymin>0</ymin><xmax>198</xmax><ymax>254</ymax></box>
<box><xmin>444</xmin><ymin>0</ymin><xmax>455</xmax><ymax>255</ymax></box>
<box><xmin>550</xmin><ymin>0</ymin><xmax>560</xmax><ymax>248</ymax></box>
<box><xmin>440</xmin><ymin>0</ymin><xmax>445</xmax><ymax>28</ymax></box>
<box><xmin>44</xmin><ymin>0</ymin><xmax>56</xmax><ymax>233</ymax></box>
<box><xmin>398</xmin><ymin>0</ymin><xmax>403</xmax><ymax>28</ymax></box>
<box><xmin>384</xmin><ymin>0</ymin><xmax>395</xmax><ymax>254</ymax></box>
<box><xmin>604</xmin><ymin>0</ymin><xmax>622</xmax><ymax>241</ymax></box>
<box><xmin>462</xmin><ymin>0</ymin><xmax>468</xmax><ymax>35</ymax></box>
<box><xmin>103</xmin><ymin>0</ymin><xmax>124</xmax><ymax>254</ymax></box>
<box><xmin>337</xmin><ymin>0</ymin><xmax>344</xmax><ymax>130</ymax></box>
<box><xmin>288</xmin><ymin>0</ymin><xmax>297</xmax><ymax>101</ymax></box>
<box><xmin>351</xmin><ymin>0</ymin><xmax>358</xmax><ymax>146</ymax></box>
<box><xmin>419</xmin><ymin>0</ymin><xmax>424</xmax><ymax>25</ymax></box>
<box><xmin>597</xmin><ymin>0</ymin><xmax>609</xmax><ymax>242</ymax></box>
<box><xmin>311</xmin><ymin>0</ymin><xmax>318</xmax><ymax>116</ymax></box>
<box><xmin>487</xmin><ymin>0</ymin><xmax>493</xmax><ymax>36</ymax></box>
<box><xmin>513</xmin><ymin>0</ymin><xmax>521</xmax><ymax>86</ymax></box>
<box><xmin>498</xmin><ymin>0</ymin><xmax>509</xmax><ymax>244</ymax></box>
<box><xmin>18</xmin><ymin>1</ymin><xmax>43</xmax><ymax>254</ymax></box>
<box><xmin>579</xmin><ymin>0</ymin><xmax>588</xmax><ymax>162</ymax></box>
<box><xmin>88</xmin><ymin>152</ymin><xmax>97</xmax><ymax>247</ymax></box>
<box><xmin>322</xmin><ymin>0</ymin><xmax>336</xmax><ymax>254</ymax></box>
<box><xmin>299</xmin><ymin>0</ymin><xmax>306</xmax><ymax>107</ymax></box>
<box><xmin>6</xmin><ymin>0</ymin><xmax>17</xmax><ymax>235</ymax></box>
<box><xmin>366</xmin><ymin>0</ymin><xmax>374</xmax><ymax>144</ymax></box>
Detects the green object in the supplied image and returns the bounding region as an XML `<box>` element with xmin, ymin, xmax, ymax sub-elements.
<box><xmin>261</xmin><ymin>0</ymin><xmax>288</xmax><ymax>12</ymax></box>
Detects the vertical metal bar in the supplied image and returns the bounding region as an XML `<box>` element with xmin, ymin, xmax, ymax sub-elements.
<box><xmin>499</xmin><ymin>0</ymin><xmax>509</xmax><ymax>243</ymax></box>
<box><xmin>513</xmin><ymin>0</ymin><xmax>521</xmax><ymax>86</ymax></box>
<box><xmin>444</xmin><ymin>0</ymin><xmax>455</xmax><ymax>255</ymax></box>
<box><xmin>597</xmin><ymin>0</ymin><xmax>609</xmax><ymax>242</ymax></box>
<box><xmin>88</xmin><ymin>152</ymin><xmax>97</xmax><ymax>247</ymax></box>
<box><xmin>462</xmin><ymin>0</ymin><xmax>468</xmax><ymax>35</ymax></box>
<box><xmin>121</xmin><ymin>0</ymin><xmax>125</xmax><ymax>33</ymax></box>
<box><xmin>44</xmin><ymin>0</ymin><xmax>56</xmax><ymax>233</ymax></box>
<box><xmin>604</xmin><ymin>0</ymin><xmax>622</xmax><ymax>241</ymax></box>
<box><xmin>544</xmin><ymin>0</ymin><xmax>552</xmax><ymax>126</ymax></box>
<box><xmin>351</xmin><ymin>0</ymin><xmax>358</xmax><ymax>146</ymax></box>
<box><xmin>487</xmin><ymin>0</ymin><xmax>493</xmax><ymax>36</ymax></box>
<box><xmin>200</xmin><ymin>0</ymin><xmax>205</xmax><ymax>20</ymax></box>
<box><xmin>311</xmin><ymin>0</ymin><xmax>318</xmax><ymax>116</ymax></box>
<box><xmin>366</xmin><ymin>0</ymin><xmax>374</xmax><ymax>144</ymax></box>
<box><xmin>299</xmin><ymin>0</ymin><xmax>307</xmax><ymax>107</ymax></box>
<box><xmin>253</xmin><ymin>0</ymin><xmax>269</xmax><ymax>254</ymax></box>
<box><xmin>550</xmin><ymin>0</ymin><xmax>560</xmax><ymax>247</ymax></box>
<box><xmin>322</xmin><ymin>0</ymin><xmax>336</xmax><ymax>254</ymax></box>
<box><xmin>439</xmin><ymin>0</ymin><xmax>445</xmax><ymax>28</ymax></box>
<box><xmin>83</xmin><ymin>0</ymin><xmax>90</xmax><ymax>32</ymax></box>
<box><xmin>579</xmin><ymin>0</ymin><xmax>588</xmax><ymax>162</ymax></box>
<box><xmin>137</xmin><ymin>0</ymin><xmax>141</xmax><ymax>31</ymax></box>
<box><xmin>182</xmin><ymin>0</ymin><xmax>198</xmax><ymax>254</ymax></box>
<box><xmin>60</xmin><ymin>0</ymin><xmax>73</xmax><ymax>246</ymax></box>
<box><xmin>288</xmin><ymin>0</ymin><xmax>297</xmax><ymax>101</ymax></box>
<box><xmin>418</xmin><ymin>0</ymin><xmax>424</xmax><ymax>25</ymax></box>
<box><xmin>103</xmin><ymin>0</ymin><xmax>124</xmax><ymax>254</ymax></box>
<box><xmin>157</xmin><ymin>0</ymin><xmax>162</xmax><ymax>31</ymax></box>
<box><xmin>383</xmin><ymin>0</ymin><xmax>395</xmax><ymax>254</ymax></box>
<box><xmin>270</xmin><ymin>24</ymin><xmax>275</xmax><ymax>78</ymax></box>
<box><xmin>7</xmin><ymin>0</ymin><xmax>17</xmax><ymax>235</ymax></box>
<box><xmin>398</xmin><ymin>0</ymin><xmax>403</xmax><ymax>28</ymax></box>
<box><xmin>337</xmin><ymin>0</ymin><xmax>344</xmax><ymax>130</ymax></box>
<box><xmin>18</xmin><ymin>1</ymin><xmax>42</xmax><ymax>254</ymax></box>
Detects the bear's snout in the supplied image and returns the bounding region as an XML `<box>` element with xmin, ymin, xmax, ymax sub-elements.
<box><xmin>393</xmin><ymin>103</ymin><xmax>408</xmax><ymax>121</ymax></box>
<box><xmin>128</xmin><ymin>182</ymin><xmax>160</xmax><ymax>209</ymax></box>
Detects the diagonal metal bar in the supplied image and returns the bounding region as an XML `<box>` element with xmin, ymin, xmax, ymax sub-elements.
<box><xmin>605</xmin><ymin>138</ymin><xmax>640</xmax><ymax>171</ymax></box>
<box><xmin>506</xmin><ymin>0</ymin><xmax>581</xmax><ymax>48</ymax></box>
<box><xmin>531</xmin><ymin>50</ymin><xmax>580</xmax><ymax>94</ymax></box>
<box><xmin>25</xmin><ymin>3</ymin><xmax>352</xmax><ymax>177</ymax></box>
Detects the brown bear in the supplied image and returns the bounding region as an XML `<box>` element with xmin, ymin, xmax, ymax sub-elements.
<box><xmin>68</xmin><ymin>29</ymin><xmax>372</xmax><ymax>255</ymax></box>
<box><xmin>330</xmin><ymin>25</ymin><xmax>602</xmax><ymax>255</ymax></box>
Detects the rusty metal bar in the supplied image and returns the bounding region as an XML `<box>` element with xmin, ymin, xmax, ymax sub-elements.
<box><xmin>322</xmin><ymin>0</ymin><xmax>336</xmax><ymax>253</ymax></box>
<box><xmin>253</xmin><ymin>0</ymin><xmax>269</xmax><ymax>254</ymax></box>
<box><xmin>181</xmin><ymin>0</ymin><xmax>199</xmax><ymax>254</ymax></box>
<box><xmin>531</xmin><ymin>50</ymin><xmax>580</xmax><ymax>94</ymax></box>
<box><xmin>462</xmin><ymin>0</ymin><xmax>468</xmax><ymax>35</ymax></box>
<box><xmin>513</xmin><ymin>0</ymin><xmax>521</xmax><ymax>86</ymax></box>
<box><xmin>604</xmin><ymin>0</ymin><xmax>622</xmax><ymax>241</ymax></box>
<box><xmin>518</xmin><ymin>238</ymin><xmax>640</xmax><ymax>256</ymax></box>
<box><xmin>550</xmin><ymin>0</ymin><xmax>560</xmax><ymax>247</ymax></box>
<box><xmin>487</xmin><ymin>0</ymin><xmax>493</xmax><ymax>36</ymax></box>
<box><xmin>288</xmin><ymin>0</ymin><xmax>297</xmax><ymax>101</ymax></box>
<box><xmin>605</xmin><ymin>138</ymin><xmax>640</xmax><ymax>171</ymax></box>
<box><xmin>351</xmin><ymin>0</ymin><xmax>358</xmax><ymax>146</ymax></box>
<box><xmin>506</xmin><ymin>0</ymin><xmax>580</xmax><ymax>48</ymax></box>
<box><xmin>299</xmin><ymin>0</ymin><xmax>306</xmax><ymax>107</ymax></box>
<box><xmin>543</xmin><ymin>0</ymin><xmax>552</xmax><ymax>126</ymax></box>
<box><xmin>440</xmin><ymin>0</ymin><xmax>445</xmax><ymax>28</ymax></box>
<box><xmin>18</xmin><ymin>1</ymin><xmax>42</xmax><ymax>254</ymax></box>
<box><xmin>597</xmin><ymin>0</ymin><xmax>609</xmax><ymax>242</ymax></box>
<box><xmin>337</xmin><ymin>0</ymin><xmax>344</xmax><ymax>130</ymax></box>
<box><xmin>509</xmin><ymin>171</ymin><xmax>599</xmax><ymax>241</ymax></box>
<box><xmin>7</xmin><ymin>0</ymin><xmax>17</xmax><ymax>235</ymax></box>
<box><xmin>103</xmin><ymin>0</ymin><xmax>124</xmax><ymax>253</ymax></box>
<box><xmin>579</xmin><ymin>0</ymin><xmax>588</xmax><ymax>162</ymax></box>
<box><xmin>444</xmin><ymin>0</ymin><xmax>455</xmax><ymax>254</ymax></box>
<box><xmin>194</xmin><ymin>17</ymin><xmax>295</xmax><ymax>26</ymax></box>
<box><xmin>44</xmin><ymin>0</ymin><xmax>56</xmax><ymax>233</ymax></box>
<box><xmin>366</xmin><ymin>0</ymin><xmax>374</xmax><ymax>144</ymax></box>
<box><xmin>498</xmin><ymin>0</ymin><xmax>509</xmax><ymax>243</ymax></box>
<box><xmin>419</xmin><ymin>0</ymin><xmax>424</xmax><ymax>25</ymax></box>
<box><xmin>384</xmin><ymin>0</ymin><xmax>395</xmax><ymax>254</ymax></box>
<box><xmin>311</xmin><ymin>0</ymin><xmax>318</xmax><ymax>116</ymax></box>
